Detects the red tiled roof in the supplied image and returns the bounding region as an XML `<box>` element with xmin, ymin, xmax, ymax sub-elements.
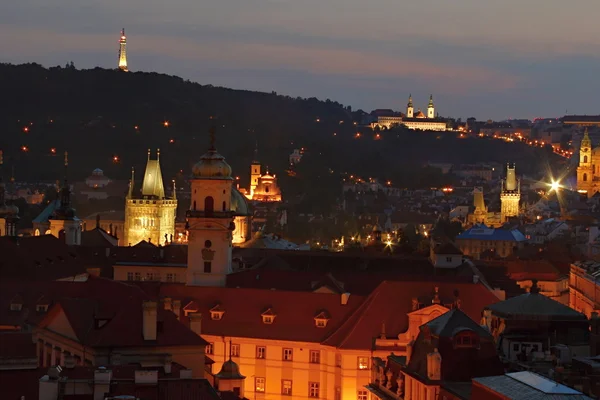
<box><xmin>323</xmin><ymin>281</ymin><xmax>500</xmax><ymax>350</ymax></box>
<box><xmin>506</xmin><ymin>260</ymin><xmax>561</xmax><ymax>281</ymax></box>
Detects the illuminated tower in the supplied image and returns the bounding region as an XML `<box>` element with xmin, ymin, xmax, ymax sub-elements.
<box><xmin>577</xmin><ymin>128</ymin><xmax>593</xmax><ymax>197</ymax></box>
<box><xmin>500</xmin><ymin>163</ymin><xmax>521</xmax><ymax>223</ymax></box>
<box><xmin>49</xmin><ymin>152</ymin><xmax>82</xmax><ymax>245</ymax></box>
<box><xmin>0</xmin><ymin>151</ymin><xmax>19</xmax><ymax>237</ymax></box>
<box><xmin>187</xmin><ymin>127</ymin><xmax>235</xmax><ymax>287</ymax></box>
<box><xmin>118</xmin><ymin>28</ymin><xmax>128</xmax><ymax>72</ymax></box>
<box><xmin>124</xmin><ymin>149</ymin><xmax>177</xmax><ymax>246</ymax></box>
<box><xmin>406</xmin><ymin>94</ymin><xmax>414</xmax><ymax>118</ymax></box>
<box><xmin>427</xmin><ymin>94</ymin><xmax>435</xmax><ymax>119</ymax></box>
<box><xmin>250</xmin><ymin>142</ymin><xmax>261</xmax><ymax>197</ymax></box>
<box><xmin>472</xmin><ymin>187</ymin><xmax>488</xmax><ymax>224</ymax></box>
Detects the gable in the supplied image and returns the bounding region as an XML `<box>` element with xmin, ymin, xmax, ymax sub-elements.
<box><xmin>45</xmin><ymin>309</ymin><xmax>79</xmax><ymax>341</ymax></box>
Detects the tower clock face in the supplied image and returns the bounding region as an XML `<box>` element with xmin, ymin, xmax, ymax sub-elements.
<box><xmin>584</xmin><ymin>148</ymin><xmax>589</xmax><ymax>152</ymax></box>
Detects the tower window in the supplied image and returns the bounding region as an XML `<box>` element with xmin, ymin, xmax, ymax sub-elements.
<box><xmin>204</xmin><ymin>262</ymin><xmax>212</xmax><ymax>273</ymax></box>
<box><xmin>584</xmin><ymin>155</ymin><xmax>588</xmax><ymax>163</ymax></box>
<box><xmin>205</xmin><ymin>240</ymin><xmax>212</xmax><ymax>248</ymax></box>
<box><xmin>205</xmin><ymin>196</ymin><xmax>214</xmax><ymax>213</ymax></box>
<box><xmin>584</xmin><ymin>173</ymin><xmax>588</xmax><ymax>182</ymax></box>
<box><xmin>193</xmin><ymin>201</ymin><xmax>196</xmax><ymax>210</ymax></box>
<box><xmin>223</xmin><ymin>201</ymin><xmax>227</xmax><ymax>211</ymax></box>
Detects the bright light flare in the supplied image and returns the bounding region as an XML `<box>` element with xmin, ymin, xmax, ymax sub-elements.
<box><xmin>549</xmin><ymin>180</ymin><xmax>561</xmax><ymax>192</ymax></box>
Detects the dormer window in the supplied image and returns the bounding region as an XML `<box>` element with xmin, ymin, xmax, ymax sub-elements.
<box><xmin>261</xmin><ymin>308</ymin><xmax>276</xmax><ymax>324</ymax></box>
<box><xmin>454</xmin><ymin>330</ymin><xmax>479</xmax><ymax>348</ymax></box>
<box><xmin>10</xmin><ymin>294</ymin><xmax>24</xmax><ymax>312</ymax></box>
<box><xmin>314</xmin><ymin>311</ymin><xmax>330</xmax><ymax>328</ymax></box>
<box><xmin>36</xmin><ymin>304</ymin><xmax>49</xmax><ymax>313</ymax></box>
<box><xmin>210</xmin><ymin>304</ymin><xmax>225</xmax><ymax>321</ymax></box>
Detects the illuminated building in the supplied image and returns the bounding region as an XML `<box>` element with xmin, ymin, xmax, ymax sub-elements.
<box><xmin>577</xmin><ymin>128</ymin><xmax>598</xmax><ymax>198</ymax></box>
<box><xmin>373</xmin><ymin>95</ymin><xmax>448</xmax><ymax>131</ymax></box>
<box><xmin>124</xmin><ymin>149</ymin><xmax>177</xmax><ymax>246</ymax></box>
<box><xmin>48</xmin><ymin>152</ymin><xmax>82</xmax><ymax>245</ymax></box>
<box><xmin>250</xmin><ymin>144</ymin><xmax>261</xmax><ymax>196</ymax></box>
<box><xmin>241</xmin><ymin>144</ymin><xmax>282</xmax><ymax>202</ymax></box>
<box><xmin>500</xmin><ymin>163</ymin><xmax>520</xmax><ymax>222</ymax></box>
<box><xmin>118</xmin><ymin>28</ymin><xmax>128</xmax><ymax>72</ymax></box>
<box><xmin>466</xmin><ymin>188</ymin><xmax>501</xmax><ymax>228</ymax></box>
<box><xmin>0</xmin><ymin>150</ymin><xmax>19</xmax><ymax>237</ymax></box>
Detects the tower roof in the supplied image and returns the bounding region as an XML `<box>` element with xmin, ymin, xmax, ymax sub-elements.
<box><xmin>192</xmin><ymin>126</ymin><xmax>233</xmax><ymax>180</ymax></box>
<box><xmin>407</xmin><ymin>94</ymin><xmax>413</xmax><ymax>108</ymax></box>
<box><xmin>428</xmin><ymin>94</ymin><xmax>434</xmax><ymax>107</ymax></box>
<box><xmin>141</xmin><ymin>149</ymin><xmax>165</xmax><ymax>199</ymax></box>
<box><xmin>582</xmin><ymin>127</ymin><xmax>591</xmax><ymax>149</ymax></box>
<box><xmin>215</xmin><ymin>359</ymin><xmax>245</xmax><ymax>380</ymax></box>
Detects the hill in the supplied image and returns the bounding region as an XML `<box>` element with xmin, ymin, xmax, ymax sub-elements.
<box><xmin>0</xmin><ymin>63</ymin><xmax>562</xmax><ymax>196</ymax></box>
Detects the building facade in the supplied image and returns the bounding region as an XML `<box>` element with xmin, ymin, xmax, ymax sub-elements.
<box><xmin>500</xmin><ymin>163</ymin><xmax>520</xmax><ymax>223</ymax></box>
<box><xmin>124</xmin><ymin>150</ymin><xmax>177</xmax><ymax>246</ymax></box>
<box><xmin>577</xmin><ymin>128</ymin><xmax>600</xmax><ymax>197</ymax></box>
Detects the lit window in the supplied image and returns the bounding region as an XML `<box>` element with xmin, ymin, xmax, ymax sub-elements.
<box><xmin>315</xmin><ymin>319</ymin><xmax>327</xmax><ymax>328</ymax></box>
<box><xmin>231</xmin><ymin>344</ymin><xmax>240</xmax><ymax>357</ymax></box>
<box><xmin>283</xmin><ymin>348</ymin><xmax>293</xmax><ymax>361</ymax></box>
<box><xmin>211</xmin><ymin>311</ymin><xmax>224</xmax><ymax>320</ymax></box>
<box><xmin>127</xmin><ymin>272</ymin><xmax>134</xmax><ymax>281</ymax></box>
<box><xmin>256</xmin><ymin>346</ymin><xmax>266</xmax><ymax>359</ymax></box>
<box><xmin>282</xmin><ymin>380</ymin><xmax>292</xmax><ymax>395</ymax></box>
<box><xmin>36</xmin><ymin>304</ymin><xmax>48</xmax><ymax>313</ymax></box>
<box><xmin>310</xmin><ymin>350</ymin><xmax>320</xmax><ymax>364</ymax></box>
<box><xmin>255</xmin><ymin>377</ymin><xmax>266</xmax><ymax>392</ymax></box>
<box><xmin>358</xmin><ymin>390</ymin><xmax>368</xmax><ymax>400</ymax></box>
<box><xmin>357</xmin><ymin>357</ymin><xmax>369</xmax><ymax>370</ymax></box>
<box><xmin>309</xmin><ymin>382</ymin><xmax>320</xmax><ymax>398</ymax></box>
<box><xmin>206</xmin><ymin>343</ymin><xmax>214</xmax><ymax>355</ymax></box>
<box><xmin>263</xmin><ymin>315</ymin><xmax>274</xmax><ymax>324</ymax></box>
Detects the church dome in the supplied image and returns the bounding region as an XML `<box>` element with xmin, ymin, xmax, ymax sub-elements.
<box><xmin>231</xmin><ymin>188</ymin><xmax>250</xmax><ymax>216</ymax></box>
<box><xmin>192</xmin><ymin>150</ymin><xmax>232</xmax><ymax>179</ymax></box>
<box><xmin>215</xmin><ymin>359</ymin><xmax>246</xmax><ymax>380</ymax></box>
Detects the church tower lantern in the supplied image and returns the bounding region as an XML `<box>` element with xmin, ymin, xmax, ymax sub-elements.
<box><xmin>186</xmin><ymin>126</ymin><xmax>235</xmax><ymax>286</ymax></box>
<box><xmin>406</xmin><ymin>94</ymin><xmax>414</xmax><ymax>118</ymax></box>
<box><xmin>427</xmin><ymin>94</ymin><xmax>435</xmax><ymax>119</ymax></box>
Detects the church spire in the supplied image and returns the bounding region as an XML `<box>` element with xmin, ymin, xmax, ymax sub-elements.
<box><xmin>582</xmin><ymin>127</ymin><xmax>591</xmax><ymax>149</ymax></box>
<box><xmin>141</xmin><ymin>149</ymin><xmax>165</xmax><ymax>199</ymax></box>
<box><xmin>128</xmin><ymin>167</ymin><xmax>135</xmax><ymax>199</ymax></box>
<box><xmin>428</xmin><ymin>94</ymin><xmax>434</xmax><ymax>107</ymax></box>
<box><xmin>172</xmin><ymin>179</ymin><xmax>177</xmax><ymax>200</ymax></box>
<box><xmin>407</xmin><ymin>94</ymin><xmax>413</xmax><ymax>108</ymax></box>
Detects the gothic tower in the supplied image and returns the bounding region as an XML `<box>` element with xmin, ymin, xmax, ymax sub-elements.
<box><xmin>406</xmin><ymin>94</ymin><xmax>414</xmax><ymax>118</ymax></box>
<box><xmin>124</xmin><ymin>149</ymin><xmax>177</xmax><ymax>246</ymax></box>
<box><xmin>118</xmin><ymin>29</ymin><xmax>128</xmax><ymax>72</ymax></box>
<box><xmin>49</xmin><ymin>152</ymin><xmax>82</xmax><ymax>245</ymax></box>
<box><xmin>250</xmin><ymin>142</ymin><xmax>261</xmax><ymax>197</ymax></box>
<box><xmin>577</xmin><ymin>128</ymin><xmax>593</xmax><ymax>196</ymax></box>
<box><xmin>187</xmin><ymin>127</ymin><xmax>235</xmax><ymax>287</ymax></box>
<box><xmin>500</xmin><ymin>163</ymin><xmax>520</xmax><ymax>223</ymax></box>
<box><xmin>427</xmin><ymin>94</ymin><xmax>435</xmax><ymax>119</ymax></box>
<box><xmin>0</xmin><ymin>151</ymin><xmax>19</xmax><ymax>237</ymax></box>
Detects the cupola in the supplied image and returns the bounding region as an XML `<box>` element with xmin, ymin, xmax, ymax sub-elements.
<box><xmin>192</xmin><ymin>127</ymin><xmax>233</xmax><ymax>179</ymax></box>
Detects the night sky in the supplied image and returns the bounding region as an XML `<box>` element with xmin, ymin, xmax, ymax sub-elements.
<box><xmin>2</xmin><ymin>0</ymin><xmax>600</xmax><ymax>119</ymax></box>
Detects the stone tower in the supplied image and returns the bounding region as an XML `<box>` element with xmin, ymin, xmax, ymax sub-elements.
<box><xmin>577</xmin><ymin>128</ymin><xmax>593</xmax><ymax>196</ymax></box>
<box><xmin>49</xmin><ymin>152</ymin><xmax>82</xmax><ymax>245</ymax></box>
<box><xmin>124</xmin><ymin>149</ymin><xmax>177</xmax><ymax>246</ymax></box>
<box><xmin>500</xmin><ymin>163</ymin><xmax>520</xmax><ymax>223</ymax></box>
<box><xmin>118</xmin><ymin>29</ymin><xmax>128</xmax><ymax>71</ymax></box>
<box><xmin>250</xmin><ymin>141</ymin><xmax>261</xmax><ymax>197</ymax></box>
<box><xmin>427</xmin><ymin>94</ymin><xmax>435</xmax><ymax>119</ymax></box>
<box><xmin>187</xmin><ymin>127</ymin><xmax>235</xmax><ymax>286</ymax></box>
<box><xmin>406</xmin><ymin>94</ymin><xmax>414</xmax><ymax>118</ymax></box>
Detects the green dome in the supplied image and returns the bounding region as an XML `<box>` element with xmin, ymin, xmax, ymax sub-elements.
<box><xmin>231</xmin><ymin>188</ymin><xmax>250</xmax><ymax>216</ymax></box>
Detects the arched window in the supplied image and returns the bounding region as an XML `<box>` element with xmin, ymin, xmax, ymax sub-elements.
<box><xmin>265</xmin><ymin>186</ymin><xmax>269</xmax><ymax>193</ymax></box>
<box><xmin>34</xmin><ymin>229</ymin><xmax>40</xmax><ymax>236</ymax></box>
<box><xmin>222</xmin><ymin>201</ymin><xmax>227</xmax><ymax>211</ymax></box>
<box><xmin>193</xmin><ymin>201</ymin><xmax>197</xmax><ymax>210</ymax></box>
<box><xmin>584</xmin><ymin>173</ymin><xmax>588</xmax><ymax>182</ymax></box>
<box><xmin>205</xmin><ymin>196</ymin><xmax>214</xmax><ymax>213</ymax></box>
<box><xmin>584</xmin><ymin>155</ymin><xmax>588</xmax><ymax>163</ymax></box>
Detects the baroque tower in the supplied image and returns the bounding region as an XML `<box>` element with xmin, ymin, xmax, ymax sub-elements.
<box><xmin>124</xmin><ymin>149</ymin><xmax>177</xmax><ymax>246</ymax></box>
<box><xmin>187</xmin><ymin>127</ymin><xmax>235</xmax><ymax>286</ymax></box>
<box><xmin>427</xmin><ymin>94</ymin><xmax>435</xmax><ymax>119</ymax></box>
<box><xmin>49</xmin><ymin>152</ymin><xmax>82</xmax><ymax>245</ymax></box>
<box><xmin>0</xmin><ymin>151</ymin><xmax>19</xmax><ymax>237</ymax></box>
<box><xmin>577</xmin><ymin>128</ymin><xmax>593</xmax><ymax>196</ymax></box>
<box><xmin>406</xmin><ymin>94</ymin><xmax>414</xmax><ymax>118</ymax></box>
<box><xmin>118</xmin><ymin>28</ymin><xmax>128</xmax><ymax>72</ymax></box>
<box><xmin>500</xmin><ymin>163</ymin><xmax>520</xmax><ymax>223</ymax></box>
<box><xmin>250</xmin><ymin>142</ymin><xmax>261</xmax><ymax>197</ymax></box>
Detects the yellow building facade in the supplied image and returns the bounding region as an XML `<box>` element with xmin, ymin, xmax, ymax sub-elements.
<box><xmin>124</xmin><ymin>150</ymin><xmax>177</xmax><ymax>246</ymax></box>
<box><xmin>576</xmin><ymin>128</ymin><xmax>600</xmax><ymax>198</ymax></box>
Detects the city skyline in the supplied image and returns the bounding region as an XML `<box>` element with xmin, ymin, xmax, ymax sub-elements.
<box><xmin>2</xmin><ymin>0</ymin><xmax>600</xmax><ymax>119</ymax></box>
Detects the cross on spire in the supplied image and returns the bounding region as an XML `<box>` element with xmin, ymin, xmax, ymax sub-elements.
<box><xmin>209</xmin><ymin>126</ymin><xmax>216</xmax><ymax>151</ymax></box>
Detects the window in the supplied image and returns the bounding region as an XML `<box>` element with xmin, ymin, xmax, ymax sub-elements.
<box><xmin>206</xmin><ymin>343</ymin><xmax>214</xmax><ymax>354</ymax></box>
<box><xmin>310</xmin><ymin>350</ymin><xmax>320</xmax><ymax>364</ymax></box>
<box><xmin>282</xmin><ymin>380</ymin><xmax>292</xmax><ymax>396</ymax></box>
<box><xmin>446</xmin><ymin>257</ymin><xmax>452</xmax><ymax>262</ymax></box>
<box><xmin>335</xmin><ymin>353</ymin><xmax>342</xmax><ymax>367</ymax></box>
<box><xmin>256</xmin><ymin>346</ymin><xmax>266</xmax><ymax>359</ymax></box>
<box><xmin>231</xmin><ymin>344</ymin><xmax>240</xmax><ymax>357</ymax></box>
<box><xmin>584</xmin><ymin>173</ymin><xmax>588</xmax><ymax>182</ymax></box>
<box><xmin>455</xmin><ymin>332</ymin><xmax>479</xmax><ymax>348</ymax></box>
<box><xmin>36</xmin><ymin>304</ymin><xmax>48</xmax><ymax>313</ymax></box>
<box><xmin>127</xmin><ymin>272</ymin><xmax>134</xmax><ymax>281</ymax></box>
<box><xmin>358</xmin><ymin>390</ymin><xmax>368</xmax><ymax>400</ymax></box>
<box><xmin>146</xmin><ymin>272</ymin><xmax>154</xmax><ymax>281</ymax></box>
<box><xmin>204</xmin><ymin>262</ymin><xmax>212</xmax><ymax>273</ymax></box>
<box><xmin>205</xmin><ymin>196</ymin><xmax>214</xmax><ymax>213</ymax></box>
<box><xmin>309</xmin><ymin>382</ymin><xmax>320</xmax><ymax>398</ymax></box>
<box><xmin>211</xmin><ymin>311</ymin><xmax>224</xmax><ymax>320</ymax></box>
<box><xmin>166</xmin><ymin>273</ymin><xmax>174</xmax><ymax>282</ymax></box>
<box><xmin>134</xmin><ymin>272</ymin><xmax>141</xmax><ymax>281</ymax></box>
<box><xmin>335</xmin><ymin>387</ymin><xmax>341</xmax><ymax>400</ymax></box>
<box><xmin>255</xmin><ymin>377</ymin><xmax>265</xmax><ymax>392</ymax></box>
<box><xmin>584</xmin><ymin>155</ymin><xmax>588</xmax><ymax>163</ymax></box>
<box><xmin>283</xmin><ymin>348</ymin><xmax>293</xmax><ymax>361</ymax></box>
<box><xmin>205</xmin><ymin>240</ymin><xmax>212</xmax><ymax>248</ymax></box>
<box><xmin>513</xmin><ymin>343</ymin><xmax>520</xmax><ymax>352</ymax></box>
<box><xmin>223</xmin><ymin>201</ymin><xmax>227</xmax><ymax>211</ymax></box>
<box><xmin>357</xmin><ymin>357</ymin><xmax>369</xmax><ymax>370</ymax></box>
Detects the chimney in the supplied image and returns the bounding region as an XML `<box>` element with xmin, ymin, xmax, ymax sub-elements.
<box><xmin>164</xmin><ymin>297</ymin><xmax>172</xmax><ymax>311</ymax></box>
<box><xmin>172</xmin><ymin>299</ymin><xmax>181</xmax><ymax>320</ymax></box>
<box><xmin>93</xmin><ymin>368</ymin><xmax>112</xmax><ymax>400</ymax></box>
<box><xmin>341</xmin><ymin>292</ymin><xmax>351</xmax><ymax>305</ymax></box>
<box><xmin>189</xmin><ymin>312</ymin><xmax>202</xmax><ymax>336</ymax></box>
<box><xmin>142</xmin><ymin>301</ymin><xmax>158</xmax><ymax>341</ymax></box>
